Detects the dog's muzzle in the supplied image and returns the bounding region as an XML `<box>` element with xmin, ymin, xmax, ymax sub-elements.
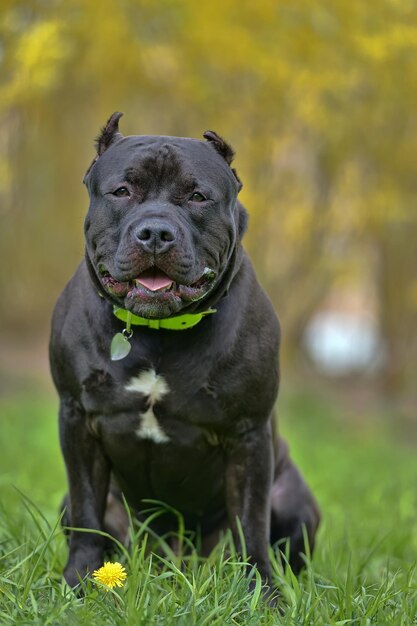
<box><xmin>99</xmin><ymin>265</ymin><xmax>216</xmax><ymax>317</ymax></box>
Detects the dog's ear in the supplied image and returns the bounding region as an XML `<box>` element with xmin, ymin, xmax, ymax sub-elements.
<box><xmin>83</xmin><ymin>112</ymin><xmax>124</xmax><ymax>184</ymax></box>
<box><xmin>203</xmin><ymin>130</ymin><xmax>235</xmax><ymax>165</ymax></box>
<box><xmin>203</xmin><ymin>130</ymin><xmax>243</xmax><ymax>192</ymax></box>
<box><xmin>95</xmin><ymin>111</ymin><xmax>124</xmax><ymax>156</ymax></box>
<box><xmin>237</xmin><ymin>201</ymin><xmax>248</xmax><ymax>239</ymax></box>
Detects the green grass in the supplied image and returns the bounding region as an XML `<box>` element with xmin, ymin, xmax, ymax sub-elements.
<box><xmin>0</xmin><ymin>380</ymin><xmax>416</xmax><ymax>625</ymax></box>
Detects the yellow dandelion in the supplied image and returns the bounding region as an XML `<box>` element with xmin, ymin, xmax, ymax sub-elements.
<box><xmin>92</xmin><ymin>561</ymin><xmax>127</xmax><ymax>591</ymax></box>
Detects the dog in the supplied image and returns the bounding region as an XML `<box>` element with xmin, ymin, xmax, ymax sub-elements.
<box><xmin>50</xmin><ymin>112</ymin><xmax>320</xmax><ymax>593</ymax></box>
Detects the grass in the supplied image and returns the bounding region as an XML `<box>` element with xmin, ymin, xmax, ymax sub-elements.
<box><xmin>0</xmin><ymin>377</ymin><xmax>416</xmax><ymax>625</ymax></box>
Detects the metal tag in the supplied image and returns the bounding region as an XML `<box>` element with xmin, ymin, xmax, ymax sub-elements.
<box><xmin>110</xmin><ymin>332</ymin><xmax>131</xmax><ymax>361</ymax></box>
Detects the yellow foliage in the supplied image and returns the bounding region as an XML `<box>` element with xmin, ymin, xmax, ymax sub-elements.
<box><xmin>356</xmin><ymin>24</ymin><xmax>417</xmax><ymax>62</ymax></box>
<box><xmin>0</xmin><ymin>160</ymin><xmax>11</xmax><ymax>195</ymax></box>
<box><xmin>1</xmin><ymin>20</ymin><xmax>71</xmax><ymax>105</ymax></box>
<box><xmin>282</xmin><ymin>205</ymin><xmax>314</xmax><ymax>243</ymax></box>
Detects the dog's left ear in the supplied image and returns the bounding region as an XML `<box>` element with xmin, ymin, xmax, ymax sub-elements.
<box><xmin>203</xmin><ymin>130</ymin><xmax>243</xmax><ymax>192</ymax></box>
<box><xmin>237</xmin><ymin>201</ymin><xmax>248</xmax><ymax>239</ymax></box>
<box><xmin>203</xmin><ymin>130</ymin><xmax>234</xmax><ymax>164</ymax></box>
<box><xmin>83</xmin><ymin>112</ymin><xmax>124</xmax><ymax>184</ymax></box>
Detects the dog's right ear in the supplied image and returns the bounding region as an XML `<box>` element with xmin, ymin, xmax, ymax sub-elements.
<box><xmin>83</xmin><ymin>112</ymin><xmax>124</xmax><ymax>184</ymax></box>
<box><xmin>95</xmin><ymin>111</ymin><xmax>124</xmax><ymax>156</ymax></box>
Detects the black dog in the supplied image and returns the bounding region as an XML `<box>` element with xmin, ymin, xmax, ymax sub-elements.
<box><xmin>50</xmin><ymin>112</ymin><xmax>320</xmax><ymax>591</ymax></box>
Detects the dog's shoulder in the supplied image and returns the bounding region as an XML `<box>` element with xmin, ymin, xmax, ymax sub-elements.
<box><xmin>50</xmin><ymin>261</ymin><xmax>90</xmax><ymax>339</ymax></box>
<box><xmin>228</xmin><ymin>252</ymin><xmax>280</xmax><ymax>344</ymax></box>
<box><xmin>49</xmin><ymin>261</ymin><xmax>99</xmax><ymax>394</ymax></box>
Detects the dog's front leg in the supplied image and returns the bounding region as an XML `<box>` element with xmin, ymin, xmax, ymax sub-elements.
<box><xmin>59</xmin><ymin>397</ymin><xmax>110</xmax><ymax>587</ymax></box>
<box><xmin>225</xmin><ymin>421</ymin><xmax>274</xmax><ymax>586</ymax></box>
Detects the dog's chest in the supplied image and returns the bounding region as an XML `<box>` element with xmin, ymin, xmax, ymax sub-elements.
<box><xmin>124</xmin><ymin>369</ymin><xmax>170</xmax><ymax>443</ymax></box>
<box><xmin>81</xmin><ymin>366</ymin><xmax>223</xmax><ymax>446</ymax></box>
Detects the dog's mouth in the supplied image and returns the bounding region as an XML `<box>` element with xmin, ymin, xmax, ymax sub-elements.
<box><xmin>134</xmin><ymin>268</ymin><xmax>175</xmax><ymax>292</ymax></box>
<box><xmin>99</xmin><ymin>266</ymin><xmax>216</xmax><ymax>311</ymax></box>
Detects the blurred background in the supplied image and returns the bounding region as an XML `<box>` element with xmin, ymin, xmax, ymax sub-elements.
<box><xmin>0</xmin><ymin>0</ymin><xmax>416</xmax><ymax>536</ymax></box>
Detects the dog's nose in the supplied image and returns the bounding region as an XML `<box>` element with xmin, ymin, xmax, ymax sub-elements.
<box><xmin>134</xmin><ymin>220</ymin><xmax>176</xmax><ymax>254</ymax></box>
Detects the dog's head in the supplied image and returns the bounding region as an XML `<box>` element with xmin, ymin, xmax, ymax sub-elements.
<box><xmin>83</xmin><ymin>112</ymin><xmax>247</xmax><ymax>319</ymax></box>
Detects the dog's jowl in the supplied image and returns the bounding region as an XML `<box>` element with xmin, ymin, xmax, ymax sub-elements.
<box><xmin>50</xmin><ymin>112</ymin><xmax>320</xmax><ymax>594</ymax></box>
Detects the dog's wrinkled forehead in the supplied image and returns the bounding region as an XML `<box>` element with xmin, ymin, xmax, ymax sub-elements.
<box><xmin>87</xmin><ymin>135</ymin><xmax>239</xmax><ymax>197</ymax></box>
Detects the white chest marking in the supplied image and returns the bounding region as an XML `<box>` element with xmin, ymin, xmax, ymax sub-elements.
<box><xmin>125</xmin><ymin>369</ymin><xmax>170</xmax><ymax>443</ymax></box>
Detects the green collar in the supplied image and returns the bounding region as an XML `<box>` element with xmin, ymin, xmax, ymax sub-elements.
<box><xmin>113</xmin><ymin>306</ymin><xmax>216</xmax><ymax>331</ymax></box>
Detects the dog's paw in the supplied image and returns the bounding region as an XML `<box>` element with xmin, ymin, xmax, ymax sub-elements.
<box><xmin>63</xmin><ymin>549</ymin><xmax>103</xmax><ymax>590</ymax></box>
<box><xmin>63</xmin><ymin>564</ymin><xmax>85</xmax><ymax>590</ymax></box>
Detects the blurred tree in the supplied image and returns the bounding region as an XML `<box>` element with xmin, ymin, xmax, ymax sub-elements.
<box><xmin>0</xmin><ymin>0</ymin><xmax>416</xmax><ymax>395</ymax></box>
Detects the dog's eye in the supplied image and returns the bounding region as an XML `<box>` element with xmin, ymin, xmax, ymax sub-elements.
<box><xmin>190</xmin><ymin>192</ymin><xmax>206</xmax><ymax>202</ymax></box>
<box><xmin>112</xmin><ymin>187</ymin><xmax>130</xmax><ymax>197</ymax></box>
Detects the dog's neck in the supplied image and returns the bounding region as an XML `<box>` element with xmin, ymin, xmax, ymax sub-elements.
<box><xmin>112</xmin><ymin>305</ymin><xmax>216</xmax><ymax>331</ymax></box>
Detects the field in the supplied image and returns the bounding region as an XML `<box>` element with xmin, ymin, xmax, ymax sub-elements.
<box><xmin>0</xmin><ymin>372</ymin><xmax>416</xmax><ymax>625</ymax></box>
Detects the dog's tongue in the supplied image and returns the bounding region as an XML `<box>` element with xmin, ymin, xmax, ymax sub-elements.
<box><xmin>136</xmin><ymin>268</ymin><xmax>173</xmax><ymax>292</ymax></box>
